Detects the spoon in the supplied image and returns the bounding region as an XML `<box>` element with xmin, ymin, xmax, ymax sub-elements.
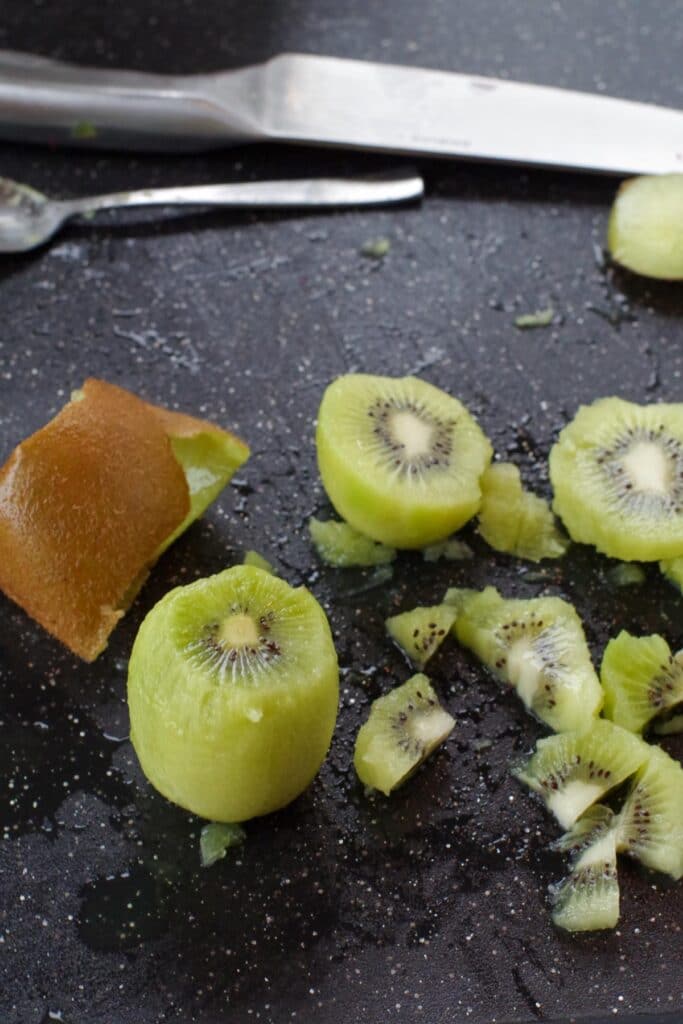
<box><xmin>0</xmin><ymin>170</ymin><xmax>423</xmax><ymax>253</ymax></box>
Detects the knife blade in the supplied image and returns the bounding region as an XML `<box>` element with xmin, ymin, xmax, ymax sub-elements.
<box><xmin>1</xmin><ymin>49</ymin><xmax>683</xmax><ymax>175</ymax></box>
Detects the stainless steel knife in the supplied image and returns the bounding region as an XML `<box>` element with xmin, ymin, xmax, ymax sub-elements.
<box><xmin>2</xmin><ymin>48</ymin><xmax>683</xmax><ymax>175</ymax></box>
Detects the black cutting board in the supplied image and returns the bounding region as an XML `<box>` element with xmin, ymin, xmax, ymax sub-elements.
<box><xmin>1</xmin><ymin>3</ymin><xmax>682</xmax><ymax>1022</ymax></box>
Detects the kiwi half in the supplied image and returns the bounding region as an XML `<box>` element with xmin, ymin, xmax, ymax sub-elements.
<box><xmin>127</xmin><ymin>565</ymin><xmax>339</xmax><ymax>822</ymax></box>
<box><xmin>385</xmin><ymin>603</ymin><xmax>458</xmax><ymax>669</ymax></box>
<box><xmin>549</xmin><ymin>397</ymin><xmax>683</xmax><ymax>561</ymax></box>
<box><xmin>600</xmin><ymin>630</ymin><xmax>683</xmax><ymax>734</ymax></box>
<box><xmin>453</xmin><ymin>586</ymin><xmax>603</xmax><ymax>732</ymax></box>
<box><xmin>354</xmin><ymin>674</ymin><xmax>455</xmax><ymax>795</ymax></box>
<box><xmin>513</xmin><ymin>720</ymin><xmax>649</xmax><ymax>829</ymax></box>
<box><xmin>615</xmin><ymin>745</ymin><xmax>683</xmax><ymax>879</ymax></box>
<box><xmin>607</xmin><ymin>174</ymin><xmax>683</xmax><ymax>280</ymax></box>
<box><xmin>315</xmin><ymin>374</ymin><xmax>492</xmax><ymax>548</ymax></box>
<box><xmin>309</xmin><ymin>517</ymin><xmax>396</xmax><ymax>567</ymax></box>
<box><xmin>478</xmin><ymin>461</ymin><xmax>568</xmax><ymax>562</ymax></box>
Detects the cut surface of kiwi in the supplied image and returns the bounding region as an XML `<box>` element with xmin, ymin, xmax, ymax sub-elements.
<box><xmin>607</xmin><ymin>174</ymin><xmax>683</xmax><ymax>280</ymax></box>
<box><xmin>309</xmin><ymin>517</ymin><xmax>396</xmax><ymax>567</ymax></box>
<box><xmin>513</xmin><ymin>720</ymin><xmax>649</xmax><ymax>829</ymax></box>
<box><xmin>549</xmin><ymin>397</ymin><xmax>683</xmax><ymax>561</ymax></box>
<box><xmin>454</xmin><ymin>586</ymin><xmax>603</xmax><ymax>732</ymax></box>
<box><xmin>600</xmin><ymin>630</ymin><xmax>683</xmax><ymax>734</ymax></box>
<box><xmin>615</xmin><ymin>745</ymin><xmax>683</xmax><ymax>879</ymax></box>
<box><xmin>353</xmin><ymin>674</ymin><xmax>455</xmax><ymax>795</ymax></box>
<box><xmin>386</xmin><ymin>604</ymin><xmax>458</xmax><ymax>669</ymax></box>
<box><xmin>315</xmin><ymin>374</ymin><xmax>492</xmax><ymax>548</ymax></box>
<box><xmin>127</xmin><ymin>565</ymin><xmax>339</xmax><ymax>823</ymax></box>
<box><xmin>478</xmin><ymin>461</ymin><xmax>568</xmax><ymax>562</ymax></box>
<box><xmin>549</xmin><ymin>826</ymin><xmax>620</xmax><ymax>932</ymax></box>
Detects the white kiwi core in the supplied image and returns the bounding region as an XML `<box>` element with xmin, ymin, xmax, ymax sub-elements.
<box><xmin>548</xmin><ymin>780</ymin><xmax>605</xmax><ymax>829</ymax></box>
<box><xmin>507</xmin><ymin>637</ymin><xmax>544</xmax><ymax>707</ymax></box>
<box><xmin>389</xmin><ymin>410</ymin><xmax>434</xmax><ymax>459</ymax></box>
<box><xmin>621</xmin><ymin>441</ymin><xmax>672</xmax><ymax>494</ymax></box>
<box><xmin>217</xmin><ymin>613</ymin><xmax>259</xmax><ymax>648</ymax></box>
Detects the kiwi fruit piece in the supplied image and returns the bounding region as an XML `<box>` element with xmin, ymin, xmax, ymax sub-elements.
<box><xmin>549</xmin><ymin>397</ymin><xmax>683</xmax><ymax>561</ymax></box>
<box><xmin>615</xmin><ymin>744</ymin><xmax>683</xmax><ymax>879</ymax></box>
<box><xmin>454</xmin><ymin>586</ymin><xmax>603</xmax><ymax>732</ymax></box>
<box><xmin>549</xmin><ymin>826</ymin><xmax>620</xmax><ymax>932</ymax></box>
<box><xmin>354</xmin><ymin>674</ymin><xmax>455</xmax><ymax>795</ymax></box>
<box><xmin>315</xmin><ymin>374</ymin><xmax>492</xmax><ymax>548</ymax></box>
<box><xmin>422</xmin><ymin>538</ymin><xmax>473</xmax><ymax>562</ymax></box>
<box><xmin>200</xmin><ymin>822</ymin><xmax>246</xmax><ymax>868</ymax></box>
<box><xmin>600</xmin><ymin>630</ymin><xmax>683</xmax><ymax>734</ymax></box>
<box><xmin>660</xmin><ymin>555</ymin><xmax>683</xmax><ymax>593</ymax></box>
<box><xmin>127</xmin><ymin>565</ymin><xmax>339</xmax><ymax>822</ymax></box>
<box><xmin>243</xmin><ymin>550</ymin><xmax>274</xmax><ymax>574</ymax></box>
<box><xmin>551</xmin><ymin>803</ymin><xmax>616</xmax><ymax>856</ymax></box>
<box><xmin>385</xmin><ymin>603</ymin><xmax>458</xmax><ymax>669</ymax></box>
<box><xmin>309</xmin><ymin>517</ymin><xmax>396</xmax><ymax>567</ymax></box>
<box><xmin>513</xmin><ymin>720</ymin><xmax>649</xmax><ymax>828</ymax></box>
<box><xmin>607</xmin><ymin>562</ymin><xmax>646</xmax><ymax>587</ymax></box>
<box><xmin>607</xmin><ymin>174</ymin><xmax>683</xmax><ymax>280</ymax></box>
<box><xmin>478</xmin><ymin>462</ymin><xmax>568</xmax><ymax>562</ymax></box>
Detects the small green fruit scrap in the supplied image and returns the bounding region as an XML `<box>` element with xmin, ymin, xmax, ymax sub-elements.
<box><xmin>607</xmin><ymin>174</ymin><xmax>683</xmax><ymax>280</ymax></box>
<box><xmin>309</xmin><ymin>517</ymin><xmax>396</xmax><ymax>567</ymax></box>
<box><xmin>386</xmin><ymin>603</ymin><xmax>458</xmax><ymax>669</ymax></box>
<box><xmin>660</xmin><ymin>555</ymin><xmax>683</xmax><ymax>592</ymax></box>
<box><xmin>514</xmin><ymin>307</ymin><xmax>554</xmax><ymax>329</ymax></box>
<box><xmin>478</xmin><ymin>462</ymin><xmax>568</xmax><ymax>562</ymax></box>
<box><xmin>361</xmin><ymin>237</ymin><xmax>391</xmax><ymax>259</ymax></box>
<box><xmin>422</xmin><ymin>538</ymin><xmax>473</xmax><ymax>562</ymax></box>
<box><xmin>615</xmin><ymin>745</ymin><xmax>683</xmax><ymax>879</ymax></box>
<box><xmin>600</xmin><ymin>630</ymin><xmax>683</xmax><ymax>734</ymax></box>
<box><xmin>513</xmin><ymin>720</ymin><xmax>649</xmax><ymax>829</ymax></box>
<box><xmin>354</xmin><ymin>674</ymin><xmax>455</xmax><ymax>795</ymax></box>
<box><xmin>607</xmin><ymin>562</ymin><xmax>646</xmax><ymax>587</ymax></box>
<box><xmin>243</xmin><ymin>550</ymin><xmax>274</xmax><ymax>574</ymax></box>
<box><xmin>200</xmin><ymin>822</ymin><xmax>246</xmax><ymax>868</ymax></box>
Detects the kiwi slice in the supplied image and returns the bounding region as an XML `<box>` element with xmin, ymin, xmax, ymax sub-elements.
<box><xmin>385</xmin><ymin>604</ymin><xmax>458</xmax><ymax>669</ymax></box>
<box><xmin>615</xmin><ymin>744</ymin><xmax>683</xmax><ymax>879</ymax></box>
<box><xmin>600</xmin><ymin>630</ymin><xmax>683</xmax><ymax>734</ymax></box>
<box><xmin>309</xmin><ymin>517</ymin><xmax>396</xmax><ymax>567</ymax></box>
<box><xmin>607</xmin><ymin>174</ymin><xmax>683</xmax><ymax>280</ymax></box>
<box><xmin>478</xmin><ymin>462</ymin><xmax>568</xmax><ymax>562</ymax></box>
<box><xmin>549</xmin><ymin>397</ymin><xmax>683</xmax><ymax>561</ymax></box>
<box><xmin>127</xmin><ymin>565</ymin><xmax>339</xmax><ymax>822</ymax></box>
<box><xmin>454</xmin><ymin>586</ymin><xmax>603</xmax><ymax>732</ymax></box>
<box><xmin>315</xmin><ymin>374</ymin><xmax>493</xmax><ymax>548</ymax></box>
<box><xmin>353</xmin><ymin>674</ymin><xmax>455</xmax><ymax>795</ymax></box>
<box><xmin>513</xmin><ymin>720</ymin><xmax>649</xmax><ymax>829</ymax></box>
<box><xmin>549</xmin><ymin>826</ymin><xmax>620</xmax><ymax>932</ymax></box>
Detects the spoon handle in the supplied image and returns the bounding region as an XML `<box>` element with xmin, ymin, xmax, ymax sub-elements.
<box><xmin>62</xmin><ymin>173</ymin><xmax>424</xmax><ymax>216</ymax></box>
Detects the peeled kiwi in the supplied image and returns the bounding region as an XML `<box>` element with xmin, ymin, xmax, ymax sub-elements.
<box><xmin>315</xmin><ymin>374</ymin><xmax>492</xmax><ymax>548</ymax></box>
<box><xmin>477</xmin><ymin>461</ymin><xmax>568</xmax><ymax>562</ymax></box>
<box><xmin>607</xmin><ymin>174</ymin><xmax>683</xmax><ymax>280</ymax></box>
<box><xmin>127</xmin><ymin>565</ymin><xmax>339</xmax><ymax>822</ymax></box>
<box><xmin>514</xmin><ymin>720</ymin><xmax>649</xmax><ymax>829</ymax></box>
<box><xmin>353</xmin><ymin>674</ymin><xmax>455</xmax><ymax>795</ymax></box>
<box><xmin>385</xmin><ymin>603</ymin><xmax>458</xmax><ymax>669</ymax></box>
<box><xmin>454</xmin><ymin>586</ymin><xmax>603</xmax><ymax>732</ymax></box>
<box><xmin>600</xmin><ymin>630</ymin><xmax>683</xmax><ymax>735</ymax></box>
<box><xmin>309</xmin><ymin>517</ymin><xmax>396</xmax><ymax>567</ymax></box>
<box><xmin>549</xmin><ymin>397</ymin><xmax>683</xmax><ymax>561</ymax></box>
<box><xmin>615</xmin><ymin>744</ymin><xmax>683</xmax><ymax>879</ymax></box>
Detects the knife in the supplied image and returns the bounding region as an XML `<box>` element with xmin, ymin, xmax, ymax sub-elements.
<box><xmin>1</xmin><ymin>49</ymin><xmax>683</xmax><ymax>175</ymax></box>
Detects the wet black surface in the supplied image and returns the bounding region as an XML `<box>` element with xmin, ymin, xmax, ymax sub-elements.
<box><xmin>1</xmin><ymin>3</ymin><xmax>683</xmax><ymax>1023</ymax></box>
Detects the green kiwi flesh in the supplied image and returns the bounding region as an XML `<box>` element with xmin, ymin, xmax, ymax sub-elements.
<box><xmin>309</xmin><ymin>517</ymin><xmax>396</xmax><ymax>567</ymax></box>
<box><xmin>660</xmin><ymin>555</ymin><xmax>683</xmax><ymax>593</ymax></box>
<box><xmin>600</xmin><ymin>630</ymin><xmax>683</xmax><ymax>734</ymax></box>
<box><xmin>127</xmin><ymin>565</ymin><xmax>339</xmax><ymax>822</ymax></box>
<box><xmin>243</xmin><ymin>550</ymin><xmax>274</xmax><ymax>574</ymax></box>
<box><xmin>478</xmin><ymin>462</ymin><xmax>568</xmax><ymax>562</ymax></box>
<box><xmin>607</xmin><ymin>174</ymin><xmax>683</xmax><ymax>280</ymax></box>
<box><xmin>354</xmin><ymin>674</ymin><xmax>455</xmax><ymax>795</ymax></box>
<box><xmin>513</xmin><ymin>720</ymin><xmax>650</xmax><ymax>829</ymax></box>
<box><xmin>549</xmin><ymin>827</ymin><xmax>620</xmax><ymax>932</ymax></box>
<box><xmin>315</xmin><ymin>374</ymin><xmax>493</xmax><ymax>548</ymax></box>
<box><xmin>200</xmin><ymin>822</ymin><xmax>246</xmax><ymax>867</ymax></box>
<box><xmin>422</xmin><ymin>537</ymin><xmax>473</xmax><ymax>562</ymax></box>
<box><xmin>615</xmin><ymin>745</ymin><xmax>683</xmax><ymax>879</ymax></box>
<box><xmin>385</xmin><ymin>604</ymin><xmax>458</xmax><ymax>669</ymax></box>
<box><xmin>454</xmin><ymin>586</ymin><xmax>603</xmax><ymax>732</ymax></box>
<box><xmin>549</xmin><ymin>397</ymin><xmax>683</xmax><ymax>560</ymax></box>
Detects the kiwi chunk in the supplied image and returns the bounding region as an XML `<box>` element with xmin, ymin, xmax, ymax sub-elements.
<box><xmin>660</xmin><ymin>555</ymin><xmax>683</xmax><ymax>593</ymax></box>
<box><xmin>549</xmin><ymin>397</ymin><xmax>683</xmax><ymax>561</ymax></box>
<box><xmin>549</xmin><ymin>827</ymin><xmax>620</xmax><ymax>932</ymax></box>
<box><xmin>454</xmin><ymin>586</ymin><xmax>603</xmax><ymax>732</ymax></box>
<box><xmin>127</xmin><ymin>565</ymin><xmax>339</xmax><ymax>823</ymax></box>
<box><xmin>200</xmin><ymin>822</ymin><xmax>246</xmax><ymax>867</ymax></box>
<box><xmin>315</xmin><ymin>374</ymin><xmax>492</xmax><ymax>548</ymax></box>
<box><xmin>615</xmin><ymin>745</ymin><xmax>683</xmax><ymax>879</ymax></box>
<box><xmin>386</xmin><ymin>604</ymin><xmax>458</xmax><ymax>669</ymax></box>
<box><xmin>354</xmin><ymin>674</ymin><xmax>455</xmax><ymax>795</ymax></box>
<box><xmin>607</xmin><ymin>174</ymin><xmax>683</xmax><ymax>280</ymax></box>
<box><xmin>513</xmin><ymin>720</ymin><xmax>649</xmax><ymax>829</ymax></box>
<box><xmin>309</xmin><ymin>517</ymin><xmax>396</xmax><ymax>567</ymax></box>
<box><xmin>422</xmin><ymin>538</ymin><xmax>473</xmax><ymax>562</ymax></box>
<box><xmin>478</xmin><ymin>462</ymin><xmax>568</xmax><ymax>562</ymax></box>
<box><xmin>600</xmin><ymin>630</ymin><xmax>683</xmax><ymax>734</ymax></box>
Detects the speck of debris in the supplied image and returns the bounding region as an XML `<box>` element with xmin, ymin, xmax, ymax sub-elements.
<box><xmin>514</xmin><ymin>307</ymin><xmax>555</xmax><ymax>329</ymax></box>
<box><xmin>361</xmin><ymin>237</ymin><xmax>391</xmax><ymax>259</ymax></box>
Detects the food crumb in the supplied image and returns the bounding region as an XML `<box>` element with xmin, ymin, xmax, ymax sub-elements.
<box><xmin>361</xmin><ymin>237</ymin><xmax>391</xmax><ymax>259</ymax></box>
<box><xmin>514</xmin><ymin>307</ymin><xmax>555</xmax><ymax>329</ymax></box>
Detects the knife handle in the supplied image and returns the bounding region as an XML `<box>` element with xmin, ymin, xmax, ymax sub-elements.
<box><xmin>0</xmin><ymin>49</ymin><xmax>266</xmax><ymax>151</ymax></box>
